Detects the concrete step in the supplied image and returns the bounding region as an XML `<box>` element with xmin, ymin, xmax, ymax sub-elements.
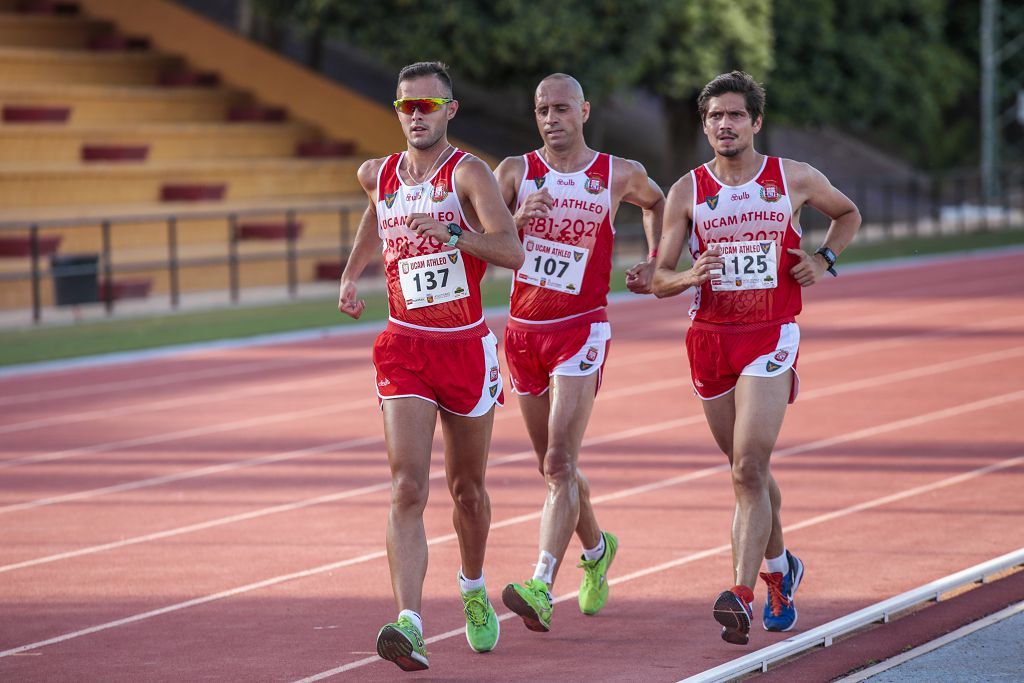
<box><xmin>0</xmin><ymin>157</ymin><xmax>361</xmax><ymax>208</ymax></box>
<box><xmin>0</xmin><ymin>122</ymin><xmax>322</xmax><ymax>162</ymax></box>
<box><xmin>0</xmin><ymin>83</ymin><xmax>248</xmax><ymax>123</ymax></box>
<box><xmin>0</xmin><ymin>45</ymin><xmax>179</xmax><ymax>86</ymax></box>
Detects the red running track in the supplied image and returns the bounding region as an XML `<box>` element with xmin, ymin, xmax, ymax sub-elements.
<box><xmin>0</xmin><ymin>250</ymin><xmax>1022</xmax><ymax>682</ymax></box>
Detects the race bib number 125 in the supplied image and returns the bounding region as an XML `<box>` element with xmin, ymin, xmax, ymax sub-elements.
<box><xmin>398</xmin><ymin>250</ymin><xmax>470</xmax><ymax>309</ymax></box>
<box><xmin>710</xmin><ymin>240</ymin><xmax>778</xmax><ymax>291</ymax></box>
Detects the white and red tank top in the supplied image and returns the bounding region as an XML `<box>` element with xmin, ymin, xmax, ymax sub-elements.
<box><xmin>689</xmin><ymin>156</ymin><xmax>802</xmax><ymax>325</ymax></box>
<box><xmin>509</xmin><ymin>150</ymin><xmax>614</xmax><ymax>324</ymax></box>
<box><xmin>376</xmin><ymin>148</ymin><xmax>487</xmax><ymax>332</ymax></box>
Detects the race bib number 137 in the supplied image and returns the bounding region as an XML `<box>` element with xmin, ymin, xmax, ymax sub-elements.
<box><xmin>710</xmin><ymin>240</ymin><xmax>778</xmax><ymax>291</ymax></box>
<box><xmin>398</xmin><ymin>250</ymin><xmax>470</xmax><ymax>309</ymax></box>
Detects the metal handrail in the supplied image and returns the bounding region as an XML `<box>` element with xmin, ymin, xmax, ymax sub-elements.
<box><xmin>679</xmin><ymin>547</ymin><xmax>1024</xmax><ymax>683</ymax></box>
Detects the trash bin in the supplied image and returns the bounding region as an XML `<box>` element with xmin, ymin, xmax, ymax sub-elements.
<box><xmin>51</xmin><ymin>253</ymin><xmax>99</xmax><ymax>306</ymax></box>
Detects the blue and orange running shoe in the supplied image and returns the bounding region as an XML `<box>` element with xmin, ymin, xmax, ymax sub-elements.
<box><xmin>713</xmin><ymin>586</ymin><xmax>754</xmax><ymax>645</ymax></box>
<box><xmin>761</xmin><ymin>550</ymin><xmax>804</xmax><ymax>632</ymax></box>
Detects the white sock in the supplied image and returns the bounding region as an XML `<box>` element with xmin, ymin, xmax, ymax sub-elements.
<box><xmin>765</xmin><ymin>550</ymin><xmax>789</xmax><ymax>575</ymax></box>
<box><xmin>459</xmin><ymin>569</ymin><xmax>486</xmax><ymax>593</ymax></box>
<box><xmin>532</xmin><ymin>550</ymin><xmax>557</xmax><ymax>586</ymax></box>
<box><xmin>582</xmin><ymin>533</ymin><xmax>606</xmax><ymax>562</ymax></box>
<box><xmin>398</xmin><ymin>609</ymin><xmax>422</xmax><ymax>635</ymax></box>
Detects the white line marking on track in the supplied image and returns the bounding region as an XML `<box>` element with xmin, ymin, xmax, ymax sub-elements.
<box><xmin>3</xmin><ymin>389</ymin><xmax>1021</xmax><ymax>658</ymax></box>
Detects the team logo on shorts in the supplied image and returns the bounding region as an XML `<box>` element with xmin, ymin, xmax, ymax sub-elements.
<box><xmin>586</xmin><ymin>346</ymin><xmax>598</xmax><ymax>362</ymax></box>
<box><xmin>766</xmin><ymin>360</ymin><xmax>782</xmax><ymax>372</ymax></box>
<box><xmin>573</xmin><ymin>250</ymin><xmax>584</xmax><ymax>262</ymax></box>
<box><xmin>533</xmin><ymin>175</ymin><xmax>546</xmax><ymax>190</ymax></box>
<box><xmin>706</xmin><ymin>194</ymin><xmax>720</xmax><ymax>210</ymax></box>
<box><xmin>774</xmin><ymin>350</ymin><xmax>789</xmax><ymax>363</ymax></box>
<box><xmin>448</xmin><ymin>252</ymin><xmax>459</xmax><ymax>264</ymax></box>
<box><xmin>489</xmin><ymin>366</ymin><xmax>499</xmax><ymax>382</ymax></box>
<box><xmin>384</xmin><ymin>191</ymin><xmax>398</xmax><ymax>208</ymax></box>
<box><xmin>431</xmin><ymin>179</ymin><xmax>449</xmax><ymax>202</ymax></box>
<box><xmin>584</xmin><ymin>175</ymin><xmax>604</xmax><ymax>195</ymax></box>
<box><xmin>760</xmin><ymin>180</ymin><xmax>780</xmax><ymax>203</ymax></box>
<box><xmin>489</xmin><ymin>384</ymin><xmax>498</xmax><ymax>397</ymax></box>
<box><xmin>579</xmin><ymin>361</ymin><xmax>593</xmax><ymax>371</ymax></box>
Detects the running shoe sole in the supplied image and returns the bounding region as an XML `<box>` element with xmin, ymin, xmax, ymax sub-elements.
<box><xmin>714</xmin><ymin>590</ymin><xmax>751</xmax><ymax>645</ymax></box>
<box><xmin>501</xmin><ymin>584</ymin><xmax>550</xmax><ymax>632</ymax></box>
<box><xmin>376</xmin><ymin>625</ymin><xmax>429</xmax><ymax>671</ymax></box>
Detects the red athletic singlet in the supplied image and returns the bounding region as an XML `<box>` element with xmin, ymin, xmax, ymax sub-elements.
<box><xmin>689</xmin><ymin>156</ymin><xmax>802</xmax><ymax>324</ymax></box>
<box><xmin>509</xmin><ymin>150</ymin><xmax>614</xmax><ymax>323</ymax></box>
<box><xmin>376</xmin><ymin>149</ymin><xmax>487</xmax><ymax>331</ymax></box>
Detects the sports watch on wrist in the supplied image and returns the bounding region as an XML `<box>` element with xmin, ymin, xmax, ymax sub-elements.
<box><xmin>445</xmin><ymin>222</ymin><xmax>463</xmax><ymax>247</ymax></box>
<box><xmin>815</xmin><ymin>246</ymin><xmax>838</xmax><ymax>277</ymax></box>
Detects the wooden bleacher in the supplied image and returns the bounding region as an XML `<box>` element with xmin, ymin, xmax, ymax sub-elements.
<box><xmin>0</xmin><ymin>0</ymin><xmax>385</xmax><ymax>312</ymax></box>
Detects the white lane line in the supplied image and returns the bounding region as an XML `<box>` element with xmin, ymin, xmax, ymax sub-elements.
<box><xmin>294</xmin><ymin>452</ymin><xmax>1024</xmax><ymax>680</ymax></box>
<box><xmin>0</xmin><ymin>400</ymin><xmax>369</xmax><ymax>471</ymax></box>
<box><xmin>3</xmin><ymin>389</ymin><xmax>1022</xmax><ymax>658</ymax></box>
<box><xmin>0</xmin><ymin>355</ymin><xmax>334</xmax><ymax>407</ymax></box>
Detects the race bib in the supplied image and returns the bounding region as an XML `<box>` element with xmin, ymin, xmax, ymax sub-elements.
<box><xmin>517</xmin><ymin>235</ymin><xmax>588</xmax><ymax>295</ymax></box>
<box><xmin>398</xmin><ymin>250</ymin><xmax>469</xmax><ymax>309</ymax></box>
<box><xmin>710</xmin><ymin>240</ymin><xmax>778</xmax><ymax>291</ymax></box>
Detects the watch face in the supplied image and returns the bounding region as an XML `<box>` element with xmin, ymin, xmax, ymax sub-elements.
<box><xmin>447</xmin><ymin>222</ymin><xmax>463</xmax><ymax>236</ymax></box>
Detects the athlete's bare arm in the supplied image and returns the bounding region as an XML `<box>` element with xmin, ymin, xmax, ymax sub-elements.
<box><xmin>407</xmin><ymin>156</ymin><xmax>525</xmax><ymax>271</ymax></box>
<box><xmin>614</xmin><ymin>157</ymin><xmax>665</xmax><ymax>294</ymax></box>
<box><xmin>651</xmin><ymin>173</ymin><xmax>723</xmax><ymax>298</ymax></box>
<box><xmin>495</xmin><ymin>155</ymin><xmax>553</xmax><ymax>232</ymax></box>
<box><xmin>338</xmin><ymin>158</ymin><xmax>387</xmax><ymax>318</ymax></box>
<box><xmin>782</xmin><ymin>160</ymin><xmax>861</xmax><ymax>287</ymax></box>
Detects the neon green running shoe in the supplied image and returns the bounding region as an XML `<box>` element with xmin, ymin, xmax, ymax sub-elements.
<box><xmin>501</xmin><ymin>578</ymin><xmax>553</xmax><ymax>632</ymax></box>
<box><xmin>375</xmin><ymin>615</ymin><xmax>428</xmax><ymax>672</ymax></box>
<box><xmin>578</xmin><ymin>531</ymin><xmax>618</xmax><ymax>615</ymax></box>
<box><xmin>461</xmin><ymin>586</ymin><xmax>500</xmax><ymax>652</ymax></box>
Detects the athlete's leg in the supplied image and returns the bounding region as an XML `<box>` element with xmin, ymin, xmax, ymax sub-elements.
<box><xmin>382</xmin><ymin>397</ymin><xmax>439</xmax><ymax>613</ymax></box>
<box><xmin>537</xmin><ymin>372</ymin><xmax>599</xmax><ymax>584</ymax></box>
<box><xmin>701</xmin><ymin>394</ymin><xmax>785</xmax><ymax>565</ymax></box>
<box><xmin>519</xmin><ymin>387</ymin><xmax>601</xmax><ymax>559</ymax></box>
<box><xmin>439</xmin><ymin>406</ymin><xmax>496</xmax><ymax>581</ymax></box>
<box><xmin>729</xmin><ymin>371</ymin><xmax>792</xmax><ymax>589</ymax></box>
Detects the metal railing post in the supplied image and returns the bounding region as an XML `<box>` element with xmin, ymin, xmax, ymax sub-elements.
<box><xmin>29</xmin><ymin>224</ymin><xmax>41</xmax><ymax>324</ymax></box>
<box><xmin>228</xmin><ymin>213</ymin><xmax>239</xmax><ymax>304</ymax></box>
<box><xmin>101</xmin><ymin>219</ymin><xmax>113</xmax><ymax>315</ymax></box>
<box><xmin>167</xmin><ymin>215</ymin><xmax>180</xmax><ymax>309</ymax></box>
<box><xmin>286</xmin><ymin>208</ymin><xmax>297</xmax><ymax>297</ymax></box>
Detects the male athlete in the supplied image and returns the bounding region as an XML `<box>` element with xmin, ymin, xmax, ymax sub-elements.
<box><xmin>494</xmin><ymin>73</ymin><xmax>664</xmax><ymax>633</ymax></box>
<box><xmin>338</xmin><ymin>61</ymin><xmax>524</xmax><ymax>671</ymax></box>
<box><xmin>652</xmin><ymin>71</ymin><xmax>860</xmax><ymax>645</ymax></box>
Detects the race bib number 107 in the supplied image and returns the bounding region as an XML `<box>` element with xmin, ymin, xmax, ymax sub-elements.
<box><xmin>710</xmin><ymin>240</ymin><xmax>778</xmax><ymax>291</ymax></box>
<box><xmin>517</xmin><ymin>235</ymin><xmax>588</xmax><ymax>295</ymax></box>
<box><xmin>398</xmin><ymin>250</ymin><xmax>470</xmax><ymax>309</ymax></box>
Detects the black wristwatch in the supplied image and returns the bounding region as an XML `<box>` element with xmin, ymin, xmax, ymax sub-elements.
<box><xmin>815</xmin><ymin>246</ymin><xmax>838</xmax><ymax>277</ymax></box>
<box><xmin>445</xmin><ymin>222</ymin><xmax>463</xmax><ymax>247</ymax></box>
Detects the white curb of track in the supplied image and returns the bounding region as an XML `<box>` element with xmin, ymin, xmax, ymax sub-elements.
<box><xmin>678</xmin><ymin>547</ymin><xmax>1024</xmax><ymax>683</ymax></box>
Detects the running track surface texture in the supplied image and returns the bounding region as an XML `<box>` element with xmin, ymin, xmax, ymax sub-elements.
<box><xmin>1</xmin><ymin>250</ymin><xmax>1023</xmax><ymax>682</ymax></box>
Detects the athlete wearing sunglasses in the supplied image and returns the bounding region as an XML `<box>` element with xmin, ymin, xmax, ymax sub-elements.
<box><xmin>393</xmin><ymin>97</ymin><xmax>453</xmax><ymax>115</ymax></box>
<box><xmin>337</xmin><ymin>61</ymin><xmax>523</xmax><ymax>672</ymax></box>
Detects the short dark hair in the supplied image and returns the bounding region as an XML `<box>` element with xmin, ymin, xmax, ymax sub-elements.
<box><xmin>697</xmin><ymin>71</ymin><xmax>765</xmax><ymax>123</ymax></box>
<box><xmin>397</xmin><ymin>61</ymin><xmax>453</xmax><ymax>98</ymax></box>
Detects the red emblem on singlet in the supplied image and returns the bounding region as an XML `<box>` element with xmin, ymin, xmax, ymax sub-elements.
<box><xmin>431</xmin><ymin>179</ymin><xmax>449</xmax><ymax>202</ymax></box>
<box><xmin>760</xmin><ymin>180</ymin><xmax>780</xmax><ymax>203</ymax></box>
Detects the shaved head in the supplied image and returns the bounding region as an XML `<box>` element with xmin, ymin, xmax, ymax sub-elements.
<box><xmin>536</xmin><ymin>73</ymin><xmax>585</xmax><ymax>104</ymax></box>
